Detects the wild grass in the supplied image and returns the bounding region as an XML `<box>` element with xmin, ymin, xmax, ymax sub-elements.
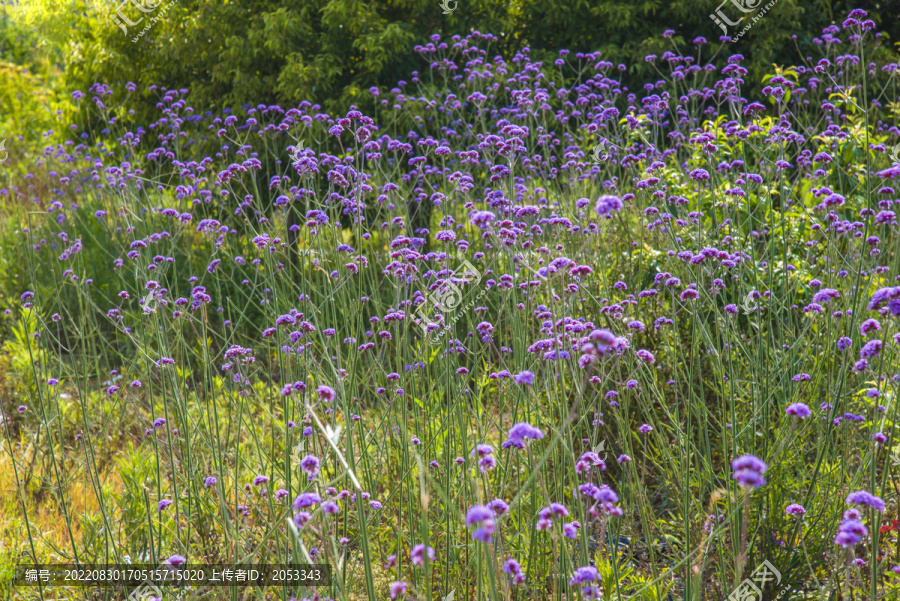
<box><xmin>1</xmin><ymin>12</ymin><xmax>900</xmax><ymax>601</ymax></box>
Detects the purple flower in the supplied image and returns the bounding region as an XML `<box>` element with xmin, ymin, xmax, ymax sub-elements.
<box><xmin>294</xmin><ymin>511</ymin><xmax>311</xmax><ymax>529</ymax></box>
<box><xmin>812</xmin><ymin>288</ymin><xmax>840</xmax><ymax>303</ymax></box>
<box><xmin>513</xmin><ymin>370</ymin><xmax>534</xmax><ymax>385</ymax></box>
<box><xmin>507</xmin><ymin>422</ymin><xmax>544</xmax><ymax>443</ymax></box>
<box><xmin>470</xmin><ymin>210</ymin><xmax>496</xmax><ymax>228</ymax></box>
<box><xmin>732</xmin><ymin>454</ymin><xmax>767</xmax><ymax>489</ymax></box>
<box><xmin>389</xmin><ymin>581</ymin><xmax>408</xmax><ymax>599</ymax></box>
<box><xmin>471</xmin><ymin>444</ymin><xmax>494</xmax><ymax>457</ymax></box>
<box><xmin>635</xmin><ymin>349</ymin><xmax>655</xmax><ymax>363</ymax></box>
<box><xmin>316</xmin><ymin>385</ymin><xmax>336</xmax><ymax>402</ymax></box>
<box><xmin>293</xmin><ymin>492</ymin><xmax>322</xmax><ymax>510</ymax></box>
<box><xmin>868</xmin><ymin>286</ymin><xmax>900</xmax><ymax>311</ymax></box>
<box><xmin>732</xmin><ymin>454</ymin><xmax>767</xmax><ymax>473</ymax></box>
<box><xmin>595</xmin><ymin>195</ymin><xmax>623</xmax><ymax>216</ymax></box>
<box><xmin>549</xmin><ymin>502</ymin><xmax>569</xmax><ymax>517</ymax></box>
<box><xmin>252</xmin><ymin>475</ymin><xmax>269</xmax><ymax>486</ymax></box>
<box><xmin>860</xmin><ymin>318</ymin><xmax>881</xmax><ymax>336</ymax></box>
<box><xmin>835</xmin><ymin>518</ymin><xmax>868</xmax><ymax>548</ymax></box>
<box><xmin>409</xmin><ymin>544</ymin><xmax>436</xmax><ymax>566</ymax></box>
<box><xmin>733</xmin><ymin>469</ymin><xmax>766</xmax><ymax>488</ymax></box>
<box><xmin>563</xmin><ymin>521</ymin><xmax>581</xmax><ymax>538</ymax></box>
<box><xmin>860</xmin><ymin>339</ymin><xmax>882</xmax><ymax>359</ymax></box>
<box><xmin>166</xmin><ymin>554</ymin><xmax>186</xmax><ymax>567</ymax></box>
<box><xmin>478</xmin><ymin>455</ymin><xmax>497</xmax><ymax>472</ymax></box>
<box><xmin>589</xmin><ymin>329</ymin><xmax>616</xmax><ymax>349</ymax></box>
<box><xmin>569</xmin><ymin>566</ymin><xmax>600</xmax><ymax>585</ymax></box>
<box><xmin>785</xmin><ymin>403</ymin><xmax>811</xmax><ymax>418</ymax></box>
<box><xmin>466</xmin><ymin>505</ymin><xmax>494</xmax><ymax>526</ymax></box>
<box><xmin>785</xmin><ymin>504</ymin><xmax>806</xmax><ymax>516</ymax></box>
<box><xmin>575</xmin><ymin>452</ymin><xmax>606</xmax><ymax>474</ymax></box>
<box><xmin>487</xmin><ymin>498</ymin><xmax>509</xmax><ymax>516</ymax></box>
<box><xmin>158</xmin><ymin>499</ymin><xmax>173</xmax><ymax>511</ymax></box>
<box><xmin>846</xmin><ymin>490</ymin><xmax>885</xmax><ymax>512</ymax></box>
<box><xmin>300</xmin><ymin>455</ymin><xmax>320</xmax><ymax>480</ymax></box>
<box><xmin>471</xmin><ymin>521</ymin><xmax>496</xmax><ymax>543</ymax></box>
<box><xmin>503</xmin><ymin>557</ymin><xmax>522</xmax><ymax>576</ymax></box>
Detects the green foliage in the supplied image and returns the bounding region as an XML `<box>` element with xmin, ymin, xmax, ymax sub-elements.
<box><xmin>3</xmin><ymin>0</ymin><xmax>897</xmax><ymax>127</ymax></box>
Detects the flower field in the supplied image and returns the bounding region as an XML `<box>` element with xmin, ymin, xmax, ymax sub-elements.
<box><xmin>2</xmin><ymin>8</ymin><xmax>900</xmax><ymax>601</ymax></box>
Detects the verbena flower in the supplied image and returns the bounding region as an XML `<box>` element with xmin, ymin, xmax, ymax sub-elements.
<box><xmin>300</xmin><ymin>455</ymin><xmax>320</xmax><ymax>480</ymax></box>
<box><xmin>595</xmin><ymin>195</ymin><xmax>623</xmax><ymax>216</ymax></box>
<box><xmin>785</xmin><ymin>504</ymin><xmax>806</xmax><ymax>516</ymax></box>
<box><xmin>846</xmin><ymin>490</ymin><xmax>885</xmax><ymax>512</ymax></box>
<box><xmin>507</xmin><ymin>422</ymin><xmax>544</xmax><ymax>443</ymax></box>
<box><xmin>316</xmin><ymin>385</ymin><xmax>336</xmax><ymax>402</ymax></box>
<box><xmin>513</xmin><ymin>370</ymin><xmax>534</xmax><ymax>385</ymax></box>
<box><xmin>409</xmin><ymin>544</ymin><xmax>435</xmax><ymax>566</ymax></box>
<box><xmin>835</xmin><ymin>518</ymin><xmax>868</xmax><ymax>548</ymax></box>
<box><xmin>293</xmin><ymin>492</ymin><xmax>321</xmax><ymax>510</ymax></box>
<box><xmin>785</xmin><ymin>403</ymin><xmax>811</xmax><ymax>418</ymax></box>
<box><xmin>389</xmin><ymin>581</ymin><xmax>408</xmax><ymax>599</ymax></box>
<box><xmin>732</xmin><ymin>454</ymin><xmax>767</xmax><ymax>489</ymax></box>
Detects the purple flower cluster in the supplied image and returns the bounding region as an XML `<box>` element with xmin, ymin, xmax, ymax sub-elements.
<box><xmin>732</xmin><ymin>455</ymin><xmax>767</xmax><ymax>489</ymax></box>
